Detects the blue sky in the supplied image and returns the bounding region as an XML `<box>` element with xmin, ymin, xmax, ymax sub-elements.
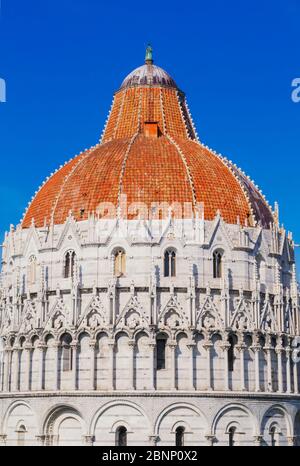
<box><xmin>0</xmin><ymin>0</ymin><xmax>299</xmax><ymax>273</ymax></box>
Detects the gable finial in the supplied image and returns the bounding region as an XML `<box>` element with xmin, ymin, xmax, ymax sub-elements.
<box><xmin>145</xmin><ymin>44</ymin><xmax>153</xmax><ymax>64</ymax></box>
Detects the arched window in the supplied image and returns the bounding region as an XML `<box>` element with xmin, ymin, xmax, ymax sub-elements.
<box><xmin>28</xmin><ymin>255</ymin><xmax>37</xmax><ymax>285</ymax></box>
<box><xmin>228</xmin><ymin>426</ymin><xmax>236</xmax><ymax>446</ymax></box>
<box><xmin>16</xmin><ymin>424</ymin><xmax>27</xmax><ymax>446</ymax></box>
<box><xmin>114</xmin><ymin>249</ymin><xmax>126</xmax><ymax>277</ymax></box>
<box><xmin>228</xmin><ymin>335</ymin><xmax>236</xmax><ymax>372</ymax></box>
<box><xmin>61</xmin><ymin>334</ymin><xmax>72</xmax><ymax>372</ymax></box>
<box><xmin>64</xmin><ymin>251</ymin><xmax>76</xmax><ymax>278</ymax></box>
<box><xmin>213</xmin><ymin>250</ymin><xmax>223</xmax><ymax>278</ymax></box>
<box><xmin>116</xmin><ymin>426</ymin><xmax>127</xmax><ymax>446</ymax></box>
<box><xmin>175</xmin><ymin>426</ymin><xmax>185</xmax><ymax>446</ymax></box>
<box><xmin>164</xmin><ymin>249</ymin><xmax>176</xmax><ymax>277</ymax></box>
<box><xmin>270</xmin><ymin>425</ymin><xmax>279</xmax><ymax>446</ymax></box>
<box><xmin>156</xmin><ymin>334</ymin><xmax>167</xmax><ymax>370</ymax></box>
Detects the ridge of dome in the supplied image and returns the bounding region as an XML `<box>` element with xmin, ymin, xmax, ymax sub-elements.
<box><xmin>120</xmin><ymin>64</ymin><xmax>178</xmax><ymax>90</ymax></box>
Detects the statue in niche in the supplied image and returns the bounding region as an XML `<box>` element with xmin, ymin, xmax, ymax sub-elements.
<box><xmin>126</xmin><ymin>310</ymin><xmax>140</xmax><ymax>329</ymax></box>
<box><xmin>165</xmin><ymin>310</ymin><xmax>181</xmax><ymax>328</ymax></box>
<box><xmin>53</xmin><ymin>313</ymin><xmax>64</xmax><ymax>330</ymax></box>
<box><xmin>202</xmin><ymin>312</ymin><xmax>216</xmax><ymax>330</ymax></box>
<box><xmin>88</xmin><ymin>312</ymin><xmax>104</xmax><ymax>330</ymax></box>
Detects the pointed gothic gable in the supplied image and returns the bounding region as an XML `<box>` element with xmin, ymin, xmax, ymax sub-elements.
<box><xmin>128</xmin><ymin>219</ymin><xmax>153</xmax><ymax>244</ymax></box>
<box><xmin>77</xmin><ymin>295</ymin><xmax>107</xmax><ymax>330</ymax></box>
<box><xmin>22</xmin><ymin>226</ymin><xmax>41</xmax><ymax>258</ymax></box>
<box><xmin>230</xmin><ymin>295</ymin><xmax>254</xmax><ymax>331</ymax></box>
<box><xmin>196</xmin><ymin>294</ymin><xmax>224</xmax><ymax>330</ymax></box>
<box><xmin>284</xmin><ymin>298</ymin><xmax>295</xmax><ymax>334</ymax></box>
<box><xmin>116</xmin><ymin>295</ymin><xmax>148</xmax><ymax>329</ymax></box>
<box><xmin>158</xmin><ymin>294</ymin><xmax>188</xmax><ymax>329</ymax></box>
<box><xmin>260</xmin><ymin>294</ymin><xmax>278</xmax><ymax>332</ymax></box>
<box><xmin>44</xmin><ymin>298</ymin><xmax>71</xmax><ymax>331</ymax></box>
<box><xmin>18</xmin><ymin>299</ymin><xmax>37</xmax><ymax>334</ymax></box>
<box><xmin>56</xmin><ymin>216</ymin><xmax>83</xmax><ymax>250</ymax></box>
<box><xmin>204</xmin><ymin>215</ymin><xmax>234</xmax><ymax>251</ymax></box>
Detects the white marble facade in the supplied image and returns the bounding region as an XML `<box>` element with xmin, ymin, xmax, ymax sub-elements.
<box><xmin>0</xmin><ymin>213</ymin><xmax>300</xmax><ymax>446</ymax></box>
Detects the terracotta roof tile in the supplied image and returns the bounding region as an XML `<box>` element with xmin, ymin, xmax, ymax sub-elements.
<box><xmin>22</xmin><ymin>63</ymin><xmax>273</xmax><ymax>228</ymax></box>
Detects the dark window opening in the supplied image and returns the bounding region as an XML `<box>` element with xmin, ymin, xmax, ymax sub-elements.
<box><xmin>228</xmin><ymin>336</ymin><xmax>235</xmax><ymax>372</ymax></box>
<box><xmin>175</xmin><ymin>426</ymin><xmax>185</xmax><ymax>447</ymax></box>
<box><xmin>61</xmin><ymin>334</ymin><xmax>73</xmax><ymax>372</ymax></box>
<box><xmin>270</xmin><ymin>426</ymin><xmax>278</xmax><ymax>447</ymax></box>
<box><xmin>116</xmin><ymin>426</ymin><xmax>127</xmax><ymax>446</ymax></box>
<box><xmin>213</xmin><ymin>250</ymin><xmax>223</xmax><ymax>278</ymax></box>
<box><xmin>64</xmin><ymin>251</ymin><xmax>76</xmax><ymax>278</ymax></box>
<box><xmin>157</xmin><ymin>337</ymin><xmax>167</xmax><ymax>370</ymax></box>
<box><xmin>164</xmin><ymin>250</ymin><xmax>176</xmax><ymax>277</ymax></box>
<box><xmin>228</xmin><ymin>426</ymin><xmax>236</xmax><ymax>446</ymax></box>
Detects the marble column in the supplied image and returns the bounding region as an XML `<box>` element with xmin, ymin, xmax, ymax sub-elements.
<box><xmin>286</xmin><ymin>347</ymin><xmax>292</xmax><ymax>394</ymax></box>
<box><xmin>293</xmin><ymin>360</ymin><xmax>298</xmax><ymax>394</ymax></box>
<box><xmin>3</xmin><ymin>349</ymin><xmax>9</xmax><ymax>391</ymax></box>
<box><xmin>8</xmin><ymin>347</ymin><xmax>13</xmax><ymax>391</ymax></box>
<box><xmin>128</xmin><ymin>339</ymin><xmax>136</xmax><ymax>390</ymax></box>
<box><xmin>24</xmin><ymin>344</ymin><xmax>32</xmax><ymax>392</ymax></box>
<box><xmin>71</xmin><ymin>341</ymin><xmax>78</xmax><ymax>390</ymax></box>
<box><xmin>89</xmin><ymin>340</ymin><xmax>96</xmax><ymax>390</ymax></box>
<box><xmin>148</xmin><ymin>340</ymin><xmax>156</xmax><ymax>390</ymax></box>
<box><xmin>187</xmin><ymin>342</ymin><xmax>196</xmax><ymax>390</ymax></box>
<box><xmin>253</xmin><ymin>346</ymin><xmax>260</xmax><ymax>392</ymax></box>
<box><xmin>38</xmin><ymin>344</ymin><xmax>46</xmax><ymax>391</ymax></box>
<box><xmin>168</xmin><ymin>341</ymin><xmax>177</xmax><ymax>391</ymax></box>
<box><xmin>53</xmin><ymin>342</ymin><xmax>60</xmax><ymax>391</ymax></box>
<box><xmin>276</xmin><ymin>348</ymin><xmax>283</xmax><ymax>393</ymax></box>
<box><xmin>221</xmin><ymin>343</ymin><xmax>230</xmax><ymax>391</ymax></box>
<box><xmin>13</xmin><ymin>346</ymin><xmax>20</xmax><ymax>391</ymax></box>
<box><xmin>4</xmin><ymin>348</ymin><xmax>13</xmax><ymax>392</ymax></box>
<box><xmin>237</xmin><ymin>344</ymin><xmax>246</xmax><ymax>391</ymax></box>
<box><xmin>107</xmin><ymin>339</ymin><xmax>115</xmax><ymax>390</ymax></box>
<box><xmin>264</xmin><ymin>345</ymin><xmax>273</xmax><ymax>392</ymax></box>
<box><xmin>203</xmin><ymin>341</ymin><xmax>213</xmax><ymax>391</ymax></box>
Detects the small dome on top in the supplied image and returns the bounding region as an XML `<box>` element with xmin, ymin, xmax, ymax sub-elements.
<box><xmin>120</xmin><ymin>45</ymin><xmax>178</xmax><ymax>89</ymax></box>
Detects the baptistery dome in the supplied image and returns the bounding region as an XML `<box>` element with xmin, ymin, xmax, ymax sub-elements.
<box><xmin>0</xmin><ymin>47</ymin><xmax>300</xmax><ymax>447</ymax></box>
<box><xmin>22</xmin><ymin>48</ymin><xmax>273</xmax><ymax>229</ymax></box>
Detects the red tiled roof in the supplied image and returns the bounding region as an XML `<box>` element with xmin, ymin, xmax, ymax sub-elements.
<box><xmin>22</xmin><ymin>63</ymin><xmax>273</xmax><ymax>228</ymax></box>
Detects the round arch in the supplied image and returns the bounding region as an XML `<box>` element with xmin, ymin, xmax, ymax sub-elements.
<box><xmin>90</xmin><ymin>400</ymin><xmax>151</xmax><ymax>436</ymax></box>
<box><xmin>154</xmin><ymin>402</ymin><xmax>209</xmax><ymax>436</ymax></box>
<box><xmin>260</xmin><ymin>404</ymin><xmax>293</xmax><ymax>438</ymax></box>
<box><xmin>211</xmin><ymin>403</ymin><xmax>258</xmax><ymax>436</ymax></box>
<box><xmin>42</xmin><ymin>403</ymin><xmax>86</xmax><ymax>434</ymax></box>
<box><xmin>2</xmin><ymin>400</ymin><xmax>39</xmax><ymax>446</ymax></box>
